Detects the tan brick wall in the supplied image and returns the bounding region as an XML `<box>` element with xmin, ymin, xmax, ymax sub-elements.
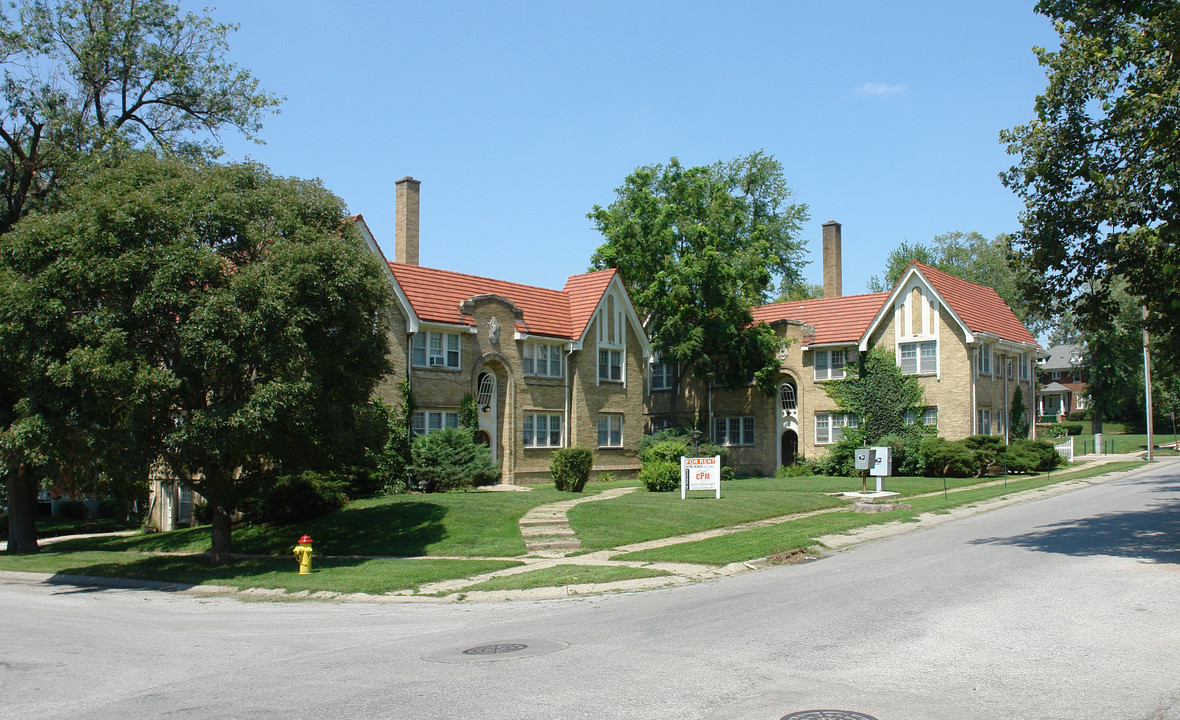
<box><xmin>373</xmin><ymin>300</ymin><xmax>411</xmax><ymax>407</ymax></box>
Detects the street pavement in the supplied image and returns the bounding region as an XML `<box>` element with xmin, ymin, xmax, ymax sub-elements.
<box><xmin>2</xmin><ymin>459</ymin><xmax>1178</xmax><ymax>720</ymax></box>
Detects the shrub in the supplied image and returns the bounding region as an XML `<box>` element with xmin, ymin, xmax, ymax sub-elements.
<box><xmin>410</xmin><ymin>426</ymin><xmax>499</xmax><ymax>492</ymax></box>
<box><xmin>918</xmin><ymin>437</ymin><xmax>977</xmax><ymax>477</ymax></box>
<box><xmin>596</xmin><ymin>471</ymin><xmax>615</xmax><ymax>483</ymax></box>
<box><xmin>192</xmin><ymin>502</ymin><xmax>212</xmax><ymax>525</ymax></box>
<box><xmin>639</xmin><ymin>459</ymin><xmax>680</xmax><ymax>492</ymax></box>
<box><xmin>1067</xmin><ymin>410</ymin><xmax>1090</xmax><ymax>422</ymax></box>
<box><xmin>720</xmin><ymin>467</ymin><xmax>735</xmax><ymax>482</ymax></box>
<box><xmin>775</xmin><ymin>463</ymin><xmax>813</xmax><ymax>478</ymax></box>
<box><xmin>876</xmin><ymin>433</ymin><xmax>929</xmax><ymax>477</ymax></box>
<box><xmin>57</xmin><ymin>500</ymin><xmax>86</xmax><ymax>521</ymax></box>
<box><xmin>638</xmin><ymin>427</ymin><xmax>691</xmax><ymax>455</ymax></box>
<box><xmin>964</xmin><ymin>435</ymin><xmax>1007</xmax><ymax>476</ymax></box>
<box><xmin>1006</xmin><ymin>438</ymin><xmax>1062</xmax><ymax>473</ymax></box>
<box><xmin>812</xmin><ymin>437</ymin><xmax>859</xmax><ymax>476</ymax></box>
<box><xmin>551</xmin><ymin>447</ymin><xmax>594</xmax><ymax>492</ymax></box>
<box><xmin>639</xmin><ymin>439</ymin><xmax>688</xmax><ymax>466</ymax></box>
<box><xmin>247</xmin><ymin>472</ymin><xmax>349</xmax><ymax>526</ymax></box>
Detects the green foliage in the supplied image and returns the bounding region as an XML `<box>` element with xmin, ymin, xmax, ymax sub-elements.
<box><xmin>1010</xmin><ymin>386</ymin><xmax>1031</xmax><ymax>440</ymax></box>
<box><xmin>459</xmin><ymin>393</ymin><xmax>479</xmax><ymax>440</ymax></box>
<box><xmin>589</xmin><ymin>152</ymin><xmax>808</xmax><ymax>393</ymax></box>
<box><xmin>57</xmin><ymin>500</ymin><xmax>86</xmax><ymax>521</ymax></box>
<box><xmin>367</xmin><ymin>380</ymin><xmax>414</xmax><ymax>494</ymax></box>
<box><xmin>596</xmin><ymin>471</ymin><xmax>615</xmax><ymax>483</ymax></box>
<box><xmin>638</xmin><ymin>460</ymin><xmax>680</xmax><ymax>492</ymax></box>
<box><xmin>963</xmin><ymin>435</ymin><xmax>1006</xmax><ymax>477</ymax></box>
<box><xmin>822</xmin><ymin>347</ymin><xmax>931</xmax><ymax>446</ymax></box>
<box><xmin>242</xmin><ymin>472</ymin><xmax>348</xmax><ymax>526</ymax></box>
<box><xmin>410</xmin><ymin>427</ymin><xmax>499</xmax><ymax>493</ymax></box>
<box><xmin>775</xmin><ymin>463</ymin><xmax>813</xmax><ymax>478</ymax></box>
<box><xmin>1001</xmin><ymin>0</ymin><xmax>1180</xmax><ymax>375</ymax></box>
<box><xmin>877</xmin><ymin>433</ymin><xmax>929</xmax><ymax>477</ymax></box>
<box><xmin>638</xmin><ymin>427</ymin><xmax>691</xmax><ymax>453</ymax></box>
<box><xmin>639</xmin><ymin>437</ymin><xmax>728</xmax><ymax>466</ymax></box>
<box><xmin>1006</xmin><ymin>439</ymin><xmax>1063</xmax><ymax>474</ymax></box>
<box><xmin>550</xmin><ymin>447</ymin><xmax>594</xmax><ymax>492</ymax></box>
<box><xmin>918</xmin><ymin>437</ymin><xmax>977</xmax><ymax>478</ymax></box>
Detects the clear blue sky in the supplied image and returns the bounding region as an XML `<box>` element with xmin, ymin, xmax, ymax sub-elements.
<box><xmin>200</xmin><ymin>1</ymin><xmax>1058</xmax><ymax>297</ymax></box>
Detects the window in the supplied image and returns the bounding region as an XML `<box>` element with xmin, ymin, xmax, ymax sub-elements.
<box><xmin>923</xmin><ymin>407</ymin><xmax>938</xmax><ymax>427</ymax></box>
<box><xmin>900</xmin><ymin>341</ymin><xmax>936</xmax><ymax>375</ymax></box>
<box><xmin>523</xmin><ymin>413</ymin><xmax>562</xmax><ymax>448</ymax></box>
<box><xmin>1018</xmin><ymin>354</ymin><xmax>1030</xmax><ymax>381</ymax></box>
<box><xmin>978</xmin><ymin>408</ymin><xmax>992</xmax><ymax>435</ymax></box>
<box><xmin>814</xmin><ymin>349</ymin><xmax>846</xmax><ymax>381</ymax></box>
<box><xmin>978</xmin><ymin>344</ymin><xmax>992</xmax><ymax>375</ymax></box>
<box><xmin>815</xmin><ymin>413</ymin><xmax>857</xmax><ymax>444</ymax></box>
<box><xmin>779</xmin><ymin>382</ymin><xmax>797</xmax><ymax>412</ymax></box>
<box><xmin>650</xmin><ymin>361</ymin><xmax>674</xmax><ymax>391</ymax></box>
<box><xmin>1072</xmin><ymin>370</ymin><xmax>1082</xmax><ymax>383</ymax></box>
<box><xmin>599</xmin><ymin>349</ymin><xmax>622</xmax><ymax>382</ymax></box>
<box><xmin>411</xmin><ymin>410</ymin><xmax>459</xmax><ymax>437</ymax></box>
<box><xmin>412</xmin><ymin>331</ymin><xmax>461</xmax><ymax>370</ymax></box>
<box><xmin>1051</xmin><ymin>371</ymin><xmax>1061</xmax><ymax>381</ymax></box>
<box><xmin>598</xmin><ymin>415</ymin><xmax>623</xmax><ymax>447</ymax></box>
<box><xmin>1007</xmin><ymin>356</ymin><xmax>1014</xmax><ymax>379</ymax></box>
<box><xmin>713</xmin><ymin>416</ymin><xmax>755</xmax><ymax>446</ymax></box>
<box><xmin>522</xmin><ymin>342</ymin><xmax>562</xmax><ymax>378</ymax></box>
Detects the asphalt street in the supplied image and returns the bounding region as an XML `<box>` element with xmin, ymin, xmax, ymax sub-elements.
<box><xmin>2</xmin><ymin>460</ymin><xmax>1179</xmax><ymax>720</ymax></box>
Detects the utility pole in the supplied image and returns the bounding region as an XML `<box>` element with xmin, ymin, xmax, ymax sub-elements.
<box><xmin>1143</xmin><ymin>306</ymin><xmax>1154</xmax><ymax>461</ymax></box>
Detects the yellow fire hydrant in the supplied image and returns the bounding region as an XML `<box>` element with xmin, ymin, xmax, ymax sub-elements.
<box><xmin>293</xmin><ymin>534</ymin><xmax>313</xmax><ymax>575</ymax></box>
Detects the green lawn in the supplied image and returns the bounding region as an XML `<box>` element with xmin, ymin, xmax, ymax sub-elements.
<box><xmin>460</xmin><ymin>564</ymin><xmax>671</xmax><ymax>593</ymax></box>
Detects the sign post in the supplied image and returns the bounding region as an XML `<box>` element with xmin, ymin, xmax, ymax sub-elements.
<box><xmin>681</xmin><ymin>455</ymin><xmax>721</xmax><ymax>499</ymax></box>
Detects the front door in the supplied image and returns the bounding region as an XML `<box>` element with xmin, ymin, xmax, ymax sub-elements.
<box><xmin>781</xmin><ymin>430</ymin><xmax>799</xmax><ymax>466</ymax></box>
<box><xmin>476</xmin><ymin>371</ymin><xmax>498</xmax><ymax>462</ymax></box>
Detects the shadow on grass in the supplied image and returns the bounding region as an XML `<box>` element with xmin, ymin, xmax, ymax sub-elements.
<box><xmin>969</xmin><ymin>479</ymin><xmax>1180</xmax><ymax>564</ymax></box>
<box><xmin>44</xmin><ymin>554</ymin><xmax>374</xmax><ymax>591</ymax></box>
<box><xmin>236</xmin><ymin>501</ymin><xmax>450</xmax><ymax>556</ymax></box>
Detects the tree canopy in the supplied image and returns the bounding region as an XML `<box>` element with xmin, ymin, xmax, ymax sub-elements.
<box><xmin>1001</xmin><ymin>0</ymin><xmax>1180</xmax><ymax>373</ymax></box>
<box><xmin>0</xmin><ymin>0</ymin><xmax>282</xmax><ymax>232</ymax></box>
<box><xmin>588</xmin><ymin>152</ymin><xmax>809</xmax><ymax>392</ymax></box>
<box><xmin>1</xmin><ymin>155</ymin><xmax>391</xmax><ymax>560</ymax></box>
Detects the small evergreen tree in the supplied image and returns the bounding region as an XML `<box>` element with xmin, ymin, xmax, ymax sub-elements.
<box><xmin>460</xmin><ymin>393</ymin><xmax>479</xmax><ymax>441</ymax></box>
<box><xmin>1010</xmin><ymin>386</ymin><xmax>1030</xmax><ymax>441</ymax></box>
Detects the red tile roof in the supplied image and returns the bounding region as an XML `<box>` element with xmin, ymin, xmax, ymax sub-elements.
<box><xmin>388</xmin><ymin>263</ymin><xmax>619</xmax><ymax>341</ymax></box>
<box><xmin>913</xmin><ymin>262</ymin><xmax>1038</xmax><ymax>346</ymax></box>
<box><xmin>751</xmin><ymin>292</ymin><xmax>890</xmax><ymax>346</ymax></box>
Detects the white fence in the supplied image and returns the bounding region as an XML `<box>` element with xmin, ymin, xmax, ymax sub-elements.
<box><xmin>1055</xmin><ymin>436</ymin><xmax>1074</xmax><ymax>462</ymax></box>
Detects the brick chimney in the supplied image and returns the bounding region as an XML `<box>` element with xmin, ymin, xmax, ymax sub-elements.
<box><xmin>394</xmin><ymin>176</ymin><xmax>420</xmax><ymax>266</ymax></box>
<box><xmin>822</xmin><ymin>221</ymin><xmax>842</xmax><ymax>298</ymax></box>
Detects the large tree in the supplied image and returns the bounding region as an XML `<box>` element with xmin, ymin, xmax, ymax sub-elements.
<box><xmin>867</xmin><ymin>231</ymin><xmax>1046</xmax><ymax>334</ymax></box>
<box><xmin>2</xmin><ymin>155</ymin><xmax>391</xmax><ymax>561</ymax></box>
<box><xmin>589</xmin><ymin>152</ymin><xmax>809</xmax><ymax>393</ymax></box>
<box><xmin>1001</xmin><ymin>0</ymin><xmax>1180</xmax><ymax>375</ymax></box>
<box><xmin>0</xmin><ymin>0</ymin><xmax>281</xmax><ymax>232</ymax></box>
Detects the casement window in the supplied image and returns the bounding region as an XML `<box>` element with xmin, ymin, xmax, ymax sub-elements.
<box><xmin>597</xmin><ymin>414</ymin><xmax>623</xmax><ymax>448</ymax></box>
<box><xmin>815</xmin><ymin>412</ymin><xmax>858</xmax><ymax>445</ymax></box>
<box><xmin>411</xmin><ymin>410</ymin><xmax>460</xmax><ymax>437</ymax></box>
<box><xmin>814</xmin><ymin>349</ymin><xmax>846</xmax><ymax>381</ymax></box>
<box><xmin>713</xmin><ymin>416</ymin><xmax>755</xmax><ymax>447</ymax></box>
<box><xmin>978</xmin><ymin>344</ymin><xmax>992</xmax><ymax>376</ymax></box>
<box><xmin>900</xmin><ymin>341</ymin><xmax>937</xmax><ymax>375</ymax></box>
<box><xmin>650</xmin><ymin>361</ymin><xmax>674</xmax><ymax>391</ymax></box>
<box><xmin>412</xmin><ymin>331</ymin><xmax>461</xmax><ymax>369</ymax></box>
<box><xmin>923</xmin><ymin>407</ymin><xmax>938</xmax><ymax>427</ymax></box>
<box><xmin>779</xmin><ymin>382</ymin><xmax>797</xmax><ymax>412</ymax></box>
<box><xmin>523</xmin><ymin>413</ymin><xmax>563</xmax><ymax>448</ymax></box>
<box><xmin>978</xmin><ymin>409</ymin><xmax>992</xmax><ymax>435</ymax></box>
<box><xmin>522</xmin><ymin>342</ymin><xmax>562</xmax><ymax>378</ymax></box>
<box><xmin>599</xmin><ymin>349</ymin><xmax>622</xmax><ymax>382</ymax></box>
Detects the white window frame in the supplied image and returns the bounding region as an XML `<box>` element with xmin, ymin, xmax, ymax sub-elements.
<box><xmin>813</xmin><ymin>349</ymin><xmax>846</xmax><ymax>381</ymax></box>
<box><xmin>650</xmin><ymin>360</ymin><xmax>674</xmax><ymax>391</ymax></box>
<box><xmin>1018</xmin><ymin>354</ymin><xmax>1030</xmax><ymax>381</ymax></box>
<box><xmin>411</xmin><ymin>410</ymin><xmax>460</xmax><ymax>437</ymax></box>
<box><xmin>923</xmin><ymin>407</ymin><xmax>938</xmax><ymax>427</ymax></box>
<box><xmin>523</xmin><ymin>412</ymin><xmax>563</xmax><ymax>449</ymax></box>
<box><xmin>597</xmin><ymin>414</ymin><xmax>623</xmax><ymax>448</ymax></box>
<box><xmin>713</xmin><ymin>416</ymin><xmax>755</xmax><ymax>447</ymax></box>
<box><xmin>779</xmin><ymin>382</ymin><xmax>797</xmax><ymax>412</ymax></box>
<box><xmin>412</xmin><ymin>330</ymin><xmax>462</xmax><ymax>370</ymax></box>
<box><xmin>899</xmin><ymin>341</ymin><xmax>937</xmax><ymax>375</ymax></box>
<box><xmin>522</xmin><ymin>342</ymin><xmax>562</xmax><ymax>379</ymax></box>
<box><xmin>978</xmin><ymin>408</ymin><xmax>992</xmax><ymax>435</ymax></box>
<box><xmin>815</xmin><ymin>412</ymin><xmax>858</xmax><ymax>445</ymax></box>
<box><xmin>978</xmin><ymin>344</ymin><xmax>992</xmax><ymax>376</ymax></box>
<box><xmin>599</xmin><ymin>349</ymin><xmax>622</xmax><ymax>382</ymax></box>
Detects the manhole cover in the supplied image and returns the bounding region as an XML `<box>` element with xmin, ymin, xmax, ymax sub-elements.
<box><xmin>422</xmin><ymin>638</ymin><xmax>568</xmax><ymax>664</ymax></box>
<box><xmin>783</xmin><ymin>708</ymin><xmax>877</xmax><ymax>712</ymax></box>
<box><xmin>463</xmin><ymin>643</ymin><xmax>528</xmax><ymax>655</ymax></box>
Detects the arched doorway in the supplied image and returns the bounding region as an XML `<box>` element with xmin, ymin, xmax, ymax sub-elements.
<box><xmin>476</xmin><ymin>371</ymin><xmax>498</xmax><ymax>461</ymax></box>
<box><xmin>781</xmin><ymin>430</ymin><xmax>799</xmax><ymax>465</ymax></box>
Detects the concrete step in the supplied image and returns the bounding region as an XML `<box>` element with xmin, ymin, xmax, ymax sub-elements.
<box><xmin>526</xmin><ymin>540</ymin><xmax>581</xmax><ymax>552</ymax></box>
<box><xmin>521</xmin><ymin>527</ymin><xmax>577</xmax><ymax>538</ymax></box>
<box><xmin>519</xmin><ymin>518</ymin><xmax>569</xmax><ymax>528</ymax></box>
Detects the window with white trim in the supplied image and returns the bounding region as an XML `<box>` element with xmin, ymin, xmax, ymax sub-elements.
<box><xmin>597</xmin><ymin>414</ymin><xmax>623</xmax><ymax>447</ymax></box>
<box><xmin>522</xmin><ymin>342</ymin><xmax>562</xmax><ymax>378</ymax></box>
<box><xmin>411</xmin><ymin>410</ymin><xmax>460</xmax><ymax>437</ymax></box>
<box><xmin>523</xmin><ymin>413</ymin><xmax>563</xmax><ymax>448</ymax></box>
<box><xmin>923</xmin><ymin>407</ymin><xmax>938</xmax><ymax>427</ymax></box>
<box><xmin>713</xmin><ymin>416</ymin><xmax>755</xmax><ymax>447</ymax></box>
<box><xmin>412</xmin><ymin>331</ymin><xmax>461</xmax><ymax>369</ymax></box>
<box><xmin>779</xmin><ymin>382</ymin><xmax>797</xmax><ymax>412</ymax></box>
<box><xmin>1018</xmin><ymin>354</ymin><xmax>1030</xmax><ymax>381</ymax></box>
<box><xmin>650</xmin><ymin>360</ymin><xmax>674</xmax><ymax>391</ymax></box>
<box><xmin>814</xmin><ymin>349</ymin><xmax>846</xmax><ymax>381</ymax></box>
<box><xmin>900</xmin><ymin>341</ymin><xmax>937</xmax><ymax>375</ymax></box>
<box><xmin>977</xmin><ymin>344</ymin><xmax>992</xmax><ymax>376</ymax></box>
<box><xmin>815</xmin><ymin>412</ymin><xmax>858</xmax><ymax>445</ymax></box>
<box><xmin>599</xmin><ymin>349</ymin><xmax>622</xmax><ymax>382</ymax></box>
<box><xmin>978</xmin><ymin>408</ymin><xmax>992</xmax><ymax>435</ymax></box>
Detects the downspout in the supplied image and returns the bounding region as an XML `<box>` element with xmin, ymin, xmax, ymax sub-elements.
<box><xmin>1003</xmin><ymin>356</ymin><xmax>1009</xmax><ymax>445</ymax></box>
<box><xmin>971</xmin><ymin>346</ymin><xmax>978</xmax><ymax>435</ymax></box>
<box><xmin>565</xmin><ymin>346</ymin><xmax>574</xmax><ymax>448</ymax></box>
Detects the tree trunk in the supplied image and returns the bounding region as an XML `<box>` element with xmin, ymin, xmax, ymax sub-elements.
<box><xmin>209</xmin><ymin>502</ymin><xmax>233</xmax><ymax>566</ymax></box>
<box><xmin>5</xmin><ymin>463</ymin><xmax>39</xmax><ymax>554</ymax></box>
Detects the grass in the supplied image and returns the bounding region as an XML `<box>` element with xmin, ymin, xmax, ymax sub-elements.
<box><xmin>0</xmin><ymin>550</ymin><xmax>519</xmax><ymax>595</ymax></box>
<box><xmin>461</xmin><ymin>564</ymin><xmax>671</xmax><ymax>593</ymax></box>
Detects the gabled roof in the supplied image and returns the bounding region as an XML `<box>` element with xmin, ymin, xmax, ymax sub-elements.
<box><xmin>388</xmin><ymin>263</ymin><xmax>625</xmax><ymax>342</ymax></box>
<box><xmin>751</xmin><ymin>292</ymin><xmax>889</xmax><ymax>347</ymax></box>
<box><xmin>1039</xmin><ymin>343</ymin><xmax>1085</xmax><ymax>370</ymax></box>
<box><xmin>912</xmin><ymin>262</ymin><xmax>1038</xmax><ymax>347</ymax></box>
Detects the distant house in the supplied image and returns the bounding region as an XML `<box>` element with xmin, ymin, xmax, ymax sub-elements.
<box><xmin>1036</xmin><ymin>343</ymin><xmax>1087</xmax><ymax>420</ymax></box>
<box><xmin>361</xmin><ymin>178</ymin><xmax>651</xmax><ymax>484</ymax></box>
<box><xmin>646</xmin><ymin>222</ymin><xmax>1041</xmax><ymax>476</ymax></box>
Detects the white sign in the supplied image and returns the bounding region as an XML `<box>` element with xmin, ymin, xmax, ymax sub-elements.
<box><xmin>681</xmin><ymin>455</ymin><xmax>721</xmax><ymax>499</ymax></box>
<box><xmin>869</xmin><ymin>446</ymin><xmax>892</xmax><ymax>477</ymax></box>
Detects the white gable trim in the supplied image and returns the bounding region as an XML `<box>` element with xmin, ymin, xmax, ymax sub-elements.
<box><xmin>859</xmin><ymin>264</ymin><xmax>972</xmax><ymax>351</ymax></box>
<box><xmin>573</xmin><ymin>274</ymin><xmax>652</xmax><ymax>359</ymax></box>
<box><xmin>354</xmin><ymin>219</ymin><xmax>420</xmax><ymax>334</ymax></box>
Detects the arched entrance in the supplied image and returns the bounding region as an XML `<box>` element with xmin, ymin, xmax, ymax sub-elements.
<box><xmin>780</xmin><ymin>430</ymin><xmax>799</xmax><ymax>465</ymax></box>
<box><xmin>476</xmin><ymin>371</ymin><xmax>498</xmax><ymax>461</ymax></box>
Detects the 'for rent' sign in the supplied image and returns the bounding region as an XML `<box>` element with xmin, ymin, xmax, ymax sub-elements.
<box><xmin>681</xmin><ymin>455</ymin><xmax>721</xmax><ymax>499</ymax></box>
